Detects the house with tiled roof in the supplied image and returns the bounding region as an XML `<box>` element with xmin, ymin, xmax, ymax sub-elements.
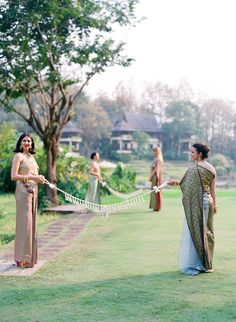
<box><xmin>60</xmin><ymin>121</ymin><xmax>82</xmax><ymax>151</ymax></box>
<box><xmin>111</xmin><ymin>112</ymin><xmax>163</xmax><ymax>153</ymax></box>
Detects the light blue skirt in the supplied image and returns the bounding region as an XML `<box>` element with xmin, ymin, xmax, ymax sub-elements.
<box><xmin>179</xmin><ymin>192</ymin><xmax>209</xmax><ymax>275</ymax></box>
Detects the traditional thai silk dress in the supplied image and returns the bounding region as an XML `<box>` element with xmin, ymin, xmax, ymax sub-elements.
<box><xmin>85</xmin><ymin>161</ymin><xmax>101</xmax><ymax>205</ymax></box>
<box><xmin>14</xmin><ymin>154</ymin><xmax>39</xmax><ymax>265</ymax></box>
<box><xmin>149</xmin><ymin>157</ymin><xmax>162</xmax><ymax>211</ymax></box>
<box><xmin>179</xmin><ymin>163</ymin><xmax>215</xmax><ymax>275</ymax></box>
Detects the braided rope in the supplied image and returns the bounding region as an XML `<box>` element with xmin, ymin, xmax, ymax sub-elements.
<box><xmin>45</xmin><ymin>179</ymin><xmax>168</xmax><ymax>216</ymax></box>
<box><xmin>102</xmin><ymin>182</ymin><xmax>143</xmax><ymax>200</ymax></box>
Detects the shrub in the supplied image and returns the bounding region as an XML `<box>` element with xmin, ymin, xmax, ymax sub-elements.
<box><xmin>110</xmin><ymin>152</ymin><xmax>134</xmax><ymax>163</ymax></box>
<box><xmin>106</xmin><ymin>162</ymin><xmax>137</xmax><ymax>193</ymax></box>
<box><xmin>0</xmin><ymin>123</ymin><xmax>17</xmax><ymax>192</ymax></box>
<box><xmin>215</xmin><ymin>166</ymin><xmax>226</xmax><ymax>176</ymax></box>
<box><xmin>41</xmin><ymin>149</ymin><xmax>89</xmax><ymax>207</ymax></box>
<box><xmin>210</xmin><ymin>154</ymin><xmax>231</xmax><ymax>176</ymax></box>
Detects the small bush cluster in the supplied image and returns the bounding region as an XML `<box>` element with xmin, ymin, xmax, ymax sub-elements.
<box><xmin>105</xmin><ymin>162</ymin><xmax>136</xmax><ymax>193</ymax></box>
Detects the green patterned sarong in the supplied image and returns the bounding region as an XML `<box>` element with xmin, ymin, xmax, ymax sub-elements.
<box><xmin>180</xmin><ymin>164</ymin><xmax>215</xmax><ymax>271</ymax></box>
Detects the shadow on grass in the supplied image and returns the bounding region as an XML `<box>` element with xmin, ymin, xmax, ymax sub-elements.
<box><xmin>0</xmin><ymin>270</ymin><xmax>235</xmax><ymax>322</ymax></box>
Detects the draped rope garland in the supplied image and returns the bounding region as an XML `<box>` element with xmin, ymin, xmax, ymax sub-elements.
<box><xmin>45</xmin><ymin>179</ymin><xmax>168</xmax><ymax>217</ymax></box>
<box><xmin>102</xmin><ymin>182</ymin><xmax>143</xmax><ymax>200</ymax></box>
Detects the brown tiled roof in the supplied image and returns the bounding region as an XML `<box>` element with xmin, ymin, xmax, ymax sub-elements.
<box><xmin>113</xmin><ymin>112</ymin><xmax>162</xmax><ymax>133</ymax></box>
<box><xmin>112</xmin><ymin>119</ymin><xmax>135</xmax><ymax>132</ymax></box>
<box><xmin>62</xmin><ymin>121</ymin><xmax>82</xmax><ymax>134</ymax></box>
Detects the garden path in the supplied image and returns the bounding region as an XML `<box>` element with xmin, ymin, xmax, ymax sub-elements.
<box><xmin>0</xmin><ymin>212</ymin><xmax>94</xmax><ymax>276</ymax></box>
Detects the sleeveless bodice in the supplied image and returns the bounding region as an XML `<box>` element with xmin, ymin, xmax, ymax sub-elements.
<box><xmin>18</xmin><ymin>154</ymin><xmax>39</xmax><ymax>176</ymax></box>
<box><xmin>16</xmin><ymin>154</ymin><xmax>39</xmax><ymax>191</ymax></box>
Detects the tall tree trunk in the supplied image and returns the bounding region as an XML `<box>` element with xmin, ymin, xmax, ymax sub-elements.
<box><xmin>44</xmin><ymin>138</ymin><xmax>60</xmax><ymax>206</ymax></box>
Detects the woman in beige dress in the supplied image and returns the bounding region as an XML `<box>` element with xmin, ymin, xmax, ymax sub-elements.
<box><xmin>11</xmin><ymin>133</ymin><xmax>45</xmax><ymax>268</ymax></box>
<box><xmin>149</xmin><ymin>146</ymin><xmax>163</xmax><ymax>211</ymax></box>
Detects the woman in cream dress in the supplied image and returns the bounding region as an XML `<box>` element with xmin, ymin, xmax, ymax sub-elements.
<box><xmin>11</xmin><ymin>133</ymin><xmax>45</xmax><ymax>268</ymax></box>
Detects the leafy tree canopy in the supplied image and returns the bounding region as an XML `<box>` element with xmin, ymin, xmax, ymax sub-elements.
<box><xmin>0</xmin><ymin>0</ymin><xmax>139</xmax><ymax>204</ymax></box>
<box><xmin>164</xmin><ymin>100</ymin><xmax>200</xmax><ymax>136</ymax></box>
<box><xmin>0</xmin><ymin>0</ymin><xmax>138</xmax><ymax>138</ymax></box>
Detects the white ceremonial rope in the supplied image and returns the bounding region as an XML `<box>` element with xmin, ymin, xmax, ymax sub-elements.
<box><xmin>101</xmin><ymin>182</ymin><xmax>143</xmax><ymax>200</ymax></box>
<box><xmin>44</xmin><ymin>179</ymin><xmax>168</xmax><ymax>216</ymax></box>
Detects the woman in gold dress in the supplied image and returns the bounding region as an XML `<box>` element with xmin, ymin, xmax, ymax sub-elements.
<box><xmin>168</xmin><ymin>143</ymin><xmax>217</xmax><ymax>275</ymax></box>
<box><xmin>11</xmin><ymin>133</ymin><xmax>45</xmax><ymax>268</ymax></box>
<box><xmin>149</xmin><ymin>146</ymin><xmax>163</xmax><ymax>211</ymax></box>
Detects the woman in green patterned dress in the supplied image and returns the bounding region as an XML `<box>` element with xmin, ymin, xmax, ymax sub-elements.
<box><xmin>168</xmin><ymin>143</ymin><xmax>217</xmax><ymax>275</ymax></box>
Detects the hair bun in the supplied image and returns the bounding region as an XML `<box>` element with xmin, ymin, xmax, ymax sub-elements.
<box><xmin>203</xmin><ymin>145</ymin><xmax>209</xmax><ymax>153</ymax></box>
<box><xmin>192</xmin><ymin>143</ymin><xmax>209</xmax><ymax>159</ymax></box>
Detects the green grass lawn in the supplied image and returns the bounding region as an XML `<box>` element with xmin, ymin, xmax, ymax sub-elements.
<box><xmin>0</xmin><ymin>193</ymin><xmax>60</xmax><ymax>246</ymax></box>
<box><xmin>0</xmin><ymin>189</ymin><xmax>236</xmax><ymax>321</ymax></box>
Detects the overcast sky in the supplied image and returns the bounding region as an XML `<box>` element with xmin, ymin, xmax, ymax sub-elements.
<box><xmin>87</xmin><ymin>0</ymin><xmax>236</xmax><ymax>103</ymax></box>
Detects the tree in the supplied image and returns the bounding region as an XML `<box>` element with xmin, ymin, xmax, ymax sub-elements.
<box><xmin>96</xmin><ymin>82</ymin><xmax>137</xmax><ymax>123</ymax></box>
<box><xmin>163</xmin><ymin>101</ymin><xmax>200</xmax><ymax>159</ymax></box>
<box><xmin>198</xmin><ymin>99</ymin><xmax>236</xmax><ymax>154</ymax></box>
<box><xmin>210</xmin><ymin>154</ymin><xmax>230</xmax><ymax>176</ymax></box>
<box><xmin>74</xmin><ymin>96</ymin><xmax>111</xmax><ymax>155</ymax></box>
<box><xmin>0</xmin><ymin>123</ymin><xmax>17</xmax><ymax>192</ymax></box>
<box><xmin>0</xmin><ymin>0</ymin><xmax>138</xmax><ymax>204</ymax></box>
<box><xmin>0</xmin><ymin>99</ymin><xmax>32</xmax><ymax>132</ymax></box>
<box><xmin>139</xmin><ymin>80</ymin><xmax>194</xmax><ymax>123</ymax></box>
<box><xmin>139</xmin><ymin>82</ymin><xmax>177</xmax><ymax>121</ymax></box>
<box><xmin>132</xmin><ymin>131</ymin><xmax>150</xmax><ymax>159</ymax></box>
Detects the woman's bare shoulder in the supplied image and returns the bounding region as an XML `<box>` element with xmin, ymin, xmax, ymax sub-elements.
<box><xmin>13</xmin><ymin>153</ymin><xmax>23</xmax><ymax>161</ymax></box>
<box><xmin>91</xmin><ymin>160</ymin><xmax>99</xmax><ymax>169</ymax></box>
<box><xmin>203</xmin><ymin>161</ymin><xmax>216</xmax><ymax>175</ymax></box>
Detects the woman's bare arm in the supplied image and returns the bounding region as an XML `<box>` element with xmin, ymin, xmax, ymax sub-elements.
<box><xmin>11</xmin><ymin>154</ymin><xmax>26</xmax><ymax>181</ymax></box>
<box><xmin>210</xmin><ymin>176</ymin><xmax>217</xmax><ymax>213</ymax></box>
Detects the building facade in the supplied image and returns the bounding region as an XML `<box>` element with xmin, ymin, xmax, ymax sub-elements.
<box><xmin>111</xmin><ymin>112</ymin><xmax>163</xmax><ymax>153</ymax></box>
<box><xmin>60</xmin><ymin>121</ymin><xmax>82</xmax><ymax>151</ymax></box>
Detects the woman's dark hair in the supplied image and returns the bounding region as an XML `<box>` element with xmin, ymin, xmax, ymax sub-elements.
<box><xmin>13</xmin><ymin>133</ymin><xmax>36</xmax><ymax>154</ymax></box>
<box><xmin>192</xmin><ymin>143</ymin><xmax>209</xmax><ymax>159</ymax></box>
<box><xmin>90</xmin><ymin>152</ymin><xmax>97</xmax><ymax>160</ymax></box>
